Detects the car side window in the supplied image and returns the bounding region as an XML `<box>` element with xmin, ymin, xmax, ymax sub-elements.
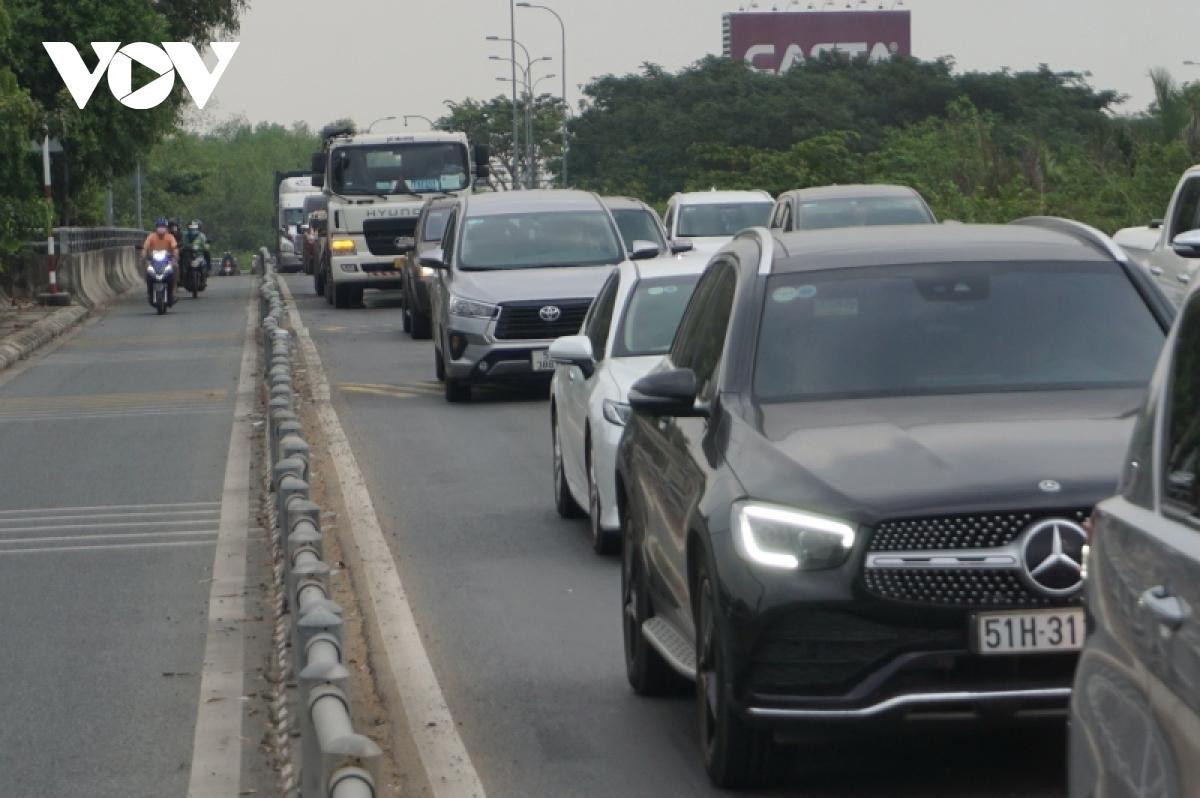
<box><xmin>769</xmin><ymin>201</ymin><xmax>784</xmax><ymax>230</ymax></box>
<box><xmin>671</xmin><ymin>261</ymin><xmax>737</xmax><ymax>397</ymax></box>
<box><xmin>441</xmin><ymin>210</ymin><xmax>457</xmax><ymax>266</ymax></box>
<box><xmin>664</xmin><ymin>205</ymin><xmax>676</xmax><ymax>238</ymax></box>
<box><xmin>584</xmin><ymin>272</ymin><xmax>620</xmax><ymax>362</ymax></box>
<box><xmin>1170</xmin><ymin>177</ymin><xmax>1200</xmax><ymax>239</ymax></box>
<box><xmin>780</xmin><ymin>202</ymin><xmax>793</xmax><ymax>232</ymax></box>
<box><xmin>1163</xmin><ymin>292</ymin><xmax>1200</xmax><ymax>521</ymax></box>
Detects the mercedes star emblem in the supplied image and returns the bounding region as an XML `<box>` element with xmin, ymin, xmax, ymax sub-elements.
<box><xmin>1038</xmin><ymin>479</ymin><xmax>1062</xmax><ymax>493</ymax></box>
<box><xmin>539</xmin><ymin>305</ymin><xmax>562</xmax><ymax>322</ymax></box>
<box><xmin>1019</xmin><ymin>519</ymin><xmax>1087</xmax><ymax>596</ymax></box>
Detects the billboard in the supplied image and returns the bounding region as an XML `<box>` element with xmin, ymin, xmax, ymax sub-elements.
<box><xmin>722</xmin><ymin>10</ymin><xmax>911</xmax><ymax>74</ymax></box>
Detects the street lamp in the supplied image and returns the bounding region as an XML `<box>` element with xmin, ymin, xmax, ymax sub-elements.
<box><xmin>403</xmin><ymin>115</ymin><xmax>434</xmax><ymax>128</ymax></box>
<box><xmin>366</xmin><ymin>115</ymin><xmax>396</xmax><ymax>132</ymax></box>
<box><xmin>517</xmin><ymin>3</ymin><xmax>569</xmax><ymax>186</ymax></box>
<box><xmin>491</xmin><ymin>54</ymin><xmax>552</xmax><ymax>188</ymax></box>
<box><xmin>1185</xmin><ymin>60</ymin><xmax>1199</xmax><ymax>67</ymax></box>
<box><xmin>488</xmin><ymin>27</ymin><xmax>521</xmax><ymax>188</ymax></box>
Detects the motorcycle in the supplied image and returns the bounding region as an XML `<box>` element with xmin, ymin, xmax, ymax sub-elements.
<box><xmin>146</xmin><ymin>250</ymin><xmax>174</xmax><ymax>315</ymax></box>
<box><xmin>219</xmin><ymin>257</ymin><xmax>236</xmax><ymax>276</ymax></box>
<box><xmin>182</xmin><ymin>250</ymin><xmax>208</xmax><ymax>297</ymax></box>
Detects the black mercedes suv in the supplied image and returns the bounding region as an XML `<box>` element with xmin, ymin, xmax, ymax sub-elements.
<box><xmin>614</xmin><ymin>220</ymin><xmax>1174</xmax><ymax>787</ymax></box>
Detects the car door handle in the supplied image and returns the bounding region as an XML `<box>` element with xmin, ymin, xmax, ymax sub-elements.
<box><xmin>1139</xmin><ymin>586</ymin><xmax>1187</xmax><ymax>631</ymax></box>
<box><xmin>1177</xmin><ymin>273</ymin><xmax>1191</xmax><ymax>284</ymax></box>
<box><xmin>1150</xmin><ymin>266</ymin><xmax>1164</xmax><ymax>276</ymax></box>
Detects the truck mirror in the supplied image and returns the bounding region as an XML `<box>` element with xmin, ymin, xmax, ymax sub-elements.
<box><xmin>313</xmin><ymin>172</ymin><xmax>324</xmax><ymax>189</ymax></box>
<box><xmin>311</xmin><ymin>152</ymin><xmax>325</xmax><ymax>174</ymax></box>
<box><xmin>474</xmin><ymin>144</ymin><xmax>490</xmax><ymax>168</ymax></box>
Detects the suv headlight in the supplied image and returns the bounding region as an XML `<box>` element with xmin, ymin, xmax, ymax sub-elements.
<box><xmin>731</xmin><ymin>501</ymin><xmax>855</xmax><ymax>571</ymax></box>
<box><xmin>448</xmin><ymin>295</ymin><xmax>497</xmax><ymax>319</ymax></box>
<box><xmin>602</xmin><ymin>399</ymin><xmax>631</xmax><ymax>426</ymax></box>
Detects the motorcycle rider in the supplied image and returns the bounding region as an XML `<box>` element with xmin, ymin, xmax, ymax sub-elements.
<box><xmin>181</xmin><ymin>219</ymin><xmax>212</xmax><ymax>274</ymax></box>
<box><xmin>141</xmin><ymin>216</ymin><xmax>179</xmax><ymax>305</ymax></box>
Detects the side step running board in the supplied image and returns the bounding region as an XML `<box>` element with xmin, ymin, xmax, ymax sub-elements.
<box><xmin>642</xmin><ymin>617</ymin><xmax>697</xmax><ymax>680</ymax></box>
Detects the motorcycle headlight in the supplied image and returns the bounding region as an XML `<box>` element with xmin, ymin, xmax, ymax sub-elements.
<box><xmin>602</xmin><ymin>399</ymin><xmax>631</xmax><ymax>427</ymax></box>
<box><xmin>731</xmin><ymin>501</ymin><xmax>856</xmax><ymax>571</ymax></box>
<box><xmin>448</xmin><ymin>295</ymin><xmax>497</xmax><ymax>319</ymax></box>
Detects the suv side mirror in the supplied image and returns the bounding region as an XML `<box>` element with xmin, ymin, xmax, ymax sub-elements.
<box><xmin>1172</xmin><ymin>230</ymin><xmax>1200</xmax><ymax>258</ymax></box>
<box><xmin>311</xmin><ymin>152</ymin><xmax>325</xmax><ymax>175</ymax></box>
<box><xmin>419</xmin><ymin>247</ymin><xmax>447</xmax><ymax>269</ymax></box>
<box><xmin>669</xmin><ymin>239</ymin><xmax>694</xmax><ymax>254</ymax></box>
<box><xmin>629</xmin><ymin>368</ymin><xmax>707</xmax><ymax>417</ymax></box>
<box><xmin>629</xmin><ymin>240</ymin><xmax>660</xmax><ymax>261</ymax></box>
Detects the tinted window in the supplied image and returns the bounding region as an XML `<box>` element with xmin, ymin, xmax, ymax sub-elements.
<box><xmin>1164</xmin><ymin>294</ymin><xmax>1200</xmax><ymax>517</ymax></box>
<box><xmin>585</xmin><ymin>274</ymin><xmax>620</xmax><ymax>361</ymax></box>
<box><xmin>673</xmin><ymin>264</ymin><xmax>737</xmax><ymax>396</ymax></box>
<box><xmin>330</xmin><ymin>142</ymin><xmax>470</xmax><ymax>195</ymax></box>
<box><xmin>794</xmin><ymin>197</ymin><xmax>934</xmax><ymax>230</ymax></box>
<box><xmin>754</xmin><ymin>261</ymin><xmax>1164</xmax><ymax>402</ymax></box>
<box><xmin>610</xmin><ymin>208</ymin><xmax>666</xmax><ymax>250</ymax></box>
<box><xmin>441</xmin><ymin>210</ymin><xmax>457</xmax><ymax>265</ymax></box>
<box><xmin>613</xmin><ymin>274</ymin><xmax>702</xmax><ymax>358</ymax></box>
<box><xmin>459</xmin><ymin>211</ymin><xmax>622</xmax><ymax>270</ymax></box>
<box><xmin>677</xmin><ymin>203</ymin><xmax>772</xmax><ymax>237</ymax></box>
<box><xmin>422</xmin><ymin>207</ymin><xmax>452</xmax><ymax>242</ymax></box>
<box><xmin>1170</xmin><ymin>177</ymin><xmax>1200</xmax><ymax>238</ymax></box>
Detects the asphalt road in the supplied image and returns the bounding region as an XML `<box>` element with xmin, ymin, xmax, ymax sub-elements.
<box><xmin>284</xmin><ymin>275</ymin><xmax>1068</xmax><ymax>798</ymax></box>
<box><xmin>0</xmin><ymin>276</ymin><xmax>265</xmax><ymax>797</ymax></box>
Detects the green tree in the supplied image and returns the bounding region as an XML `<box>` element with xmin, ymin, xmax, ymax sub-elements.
<box><xmin>0</xmin><ymin>0</ymin><xmax>50</xmax><ymax>258</ymax></box>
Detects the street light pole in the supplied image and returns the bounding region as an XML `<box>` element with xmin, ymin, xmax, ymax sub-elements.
<box><xmin>366</xmin><ymin>115</ymin><xmax>397</xmax><ymax>132</ymax></box>
<box><xmin>403</xmin><ymin>115</ymin><xmax>435</xmax><ymax>128</ymax></box>
<box><xmin>518</xmin><ymin>3</ymin><xmax>568</xmax><ymax>186</ymax></box>
<box><xmin>489</xmin><ymin>34</ymin><xmax>539</xmax><ymax>187</ymax></box>
<box><xmin>510</xmin><ymin>1</ymin><xmax>519</xmax><ymax>188</ymax></box>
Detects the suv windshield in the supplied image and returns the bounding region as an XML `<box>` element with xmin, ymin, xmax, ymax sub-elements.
<box><xmin>678</xmin><ymin>202</ymin><xmax>772</xmax><ymax>237</ymax></box>
<box><xmin>459</xmin><ymin>210</ymin><xmax>623</xmax><ymax>270</ymax></box>
<box><xmin>283</xmin><ymin>208</ymin><xmax>305</xmax><ymax>226</ymax></box>
<box><xmin>754</xmin><ymin>261</ymin><xmax>1164</xmax><ymax>402</ymax></box>
<box><xmin>796</xmin><ymin>197</ymin><xmax>933</xmax><ymax>229</ymax></box>
<box><xmin>611</xmin><ymin>208</ymin><xmax>666</xmax><ymax>250</ymax></box>
<box><xmin>331</xmin><ymin>142</ymin><xmax>469</xmax><ymax>195</ymax></box>
<box><xmin>614</xmin><ymin>274</ymin><xmax>702</xmax><ymax>357</ymax></box>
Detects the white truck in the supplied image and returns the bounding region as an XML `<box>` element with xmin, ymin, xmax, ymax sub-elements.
<box><xmin>1114</xmin><ymin>164</ymin><xmax>1200</xmax><ymax>305</ymax></box>
<box><xmin>275</xmin><ymin>172</ymin><xmax>321</xmax><ymax>273</ymax></box>
<box><xmin>311</xmin><ymin>126</ymin><xmax>489</xmax><ymax>308</ymax></box>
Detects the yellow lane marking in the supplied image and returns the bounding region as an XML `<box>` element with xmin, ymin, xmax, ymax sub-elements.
<box><xmin>0</xmin><ymin>388</ymin><xmax>229</xmax><ymax>411</ymax></box>
<box><xmin>318</xmin><ymin>326</ymin><xmax>348</xmax><ymax>333</ymax></box>
<box><xmin>341</xmin><ymin>385</ymin><xmax>419</xmax><ymax>400</ymax></box>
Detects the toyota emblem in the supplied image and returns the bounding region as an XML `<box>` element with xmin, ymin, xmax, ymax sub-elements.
<box><xmin>1019</xmin><ymin>519</ymin><xmax>1087</xmax><ymax>596</ymax></box>
<box><xmin>539</xmin><ymin>305</ymin><xmax>562</xmax><ymax>322</ymax></box>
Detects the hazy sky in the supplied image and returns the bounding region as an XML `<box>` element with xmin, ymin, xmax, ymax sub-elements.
<box><xmin>204</xmin><ymin>0</ymin><xmax>1200</xmax><ymax>130</ymax></box>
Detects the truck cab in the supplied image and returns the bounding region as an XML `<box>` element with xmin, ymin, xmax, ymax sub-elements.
<box><xmin>1115</xmin><ymin>165</ymin><xmax>1200</xmax><ymax>305</ymax></box>
<box><xmin>276</xmin><ymin>172</ymin><xmax>321</xmax><ymax>273</ymax></box>
<box><xmin>311</xmin><ymin>127</ymin><xmax>489</xmax><ymax>308</ymax></box>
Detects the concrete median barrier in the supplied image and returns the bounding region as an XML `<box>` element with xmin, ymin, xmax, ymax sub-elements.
<box><xmin>257</xmin><ymin>260</ymin><xmax>383</xmax><ymax>798</ymax></box>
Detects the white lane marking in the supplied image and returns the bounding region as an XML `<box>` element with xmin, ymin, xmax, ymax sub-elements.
<box><xmin>0</xmin><ymin>530</ymin><xmax>218</xmax><ymax>548</ymax></box>
<box><xmin>0</xmin><ymin>518</ymin><xmax>219</xmax><ymax>534</ymax></box>
<box><xmin>0</xmin><ymin>406</ymin><xmax>230</xmax><ymax>423</ymax></box>
<box><xmin>0</xmin><ymin>509</ymin><xmax>218</xmax><ymax>524</ymax></box>
<box><xmin>186</xmin><ymin>294</ymin><xmax>255</xmax><ymax>798</ymax></box>
<box><xmin>280</xmin><ymin>276</ymin><xmax>486</xmax><ymax>797</ymax></box>
<box><xmin>0</xmin><ymin>501</ymin><xmax>220</xmax><ymax>517</ymax></box>
<box><xmin>0</xmin><ymin>539</ymin><xmax>218</xmax><ymax>556</ymax></box>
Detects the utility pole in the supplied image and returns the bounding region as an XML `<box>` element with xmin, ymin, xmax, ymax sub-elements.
<box><xmin>510</xmin><ymin>0</ymin><xmax>519</xmax><ymax>189</ymax></box>
<box><xmin>135</xmin><ymin>160</ymin><xmax>143</xmax><ymax>230</ymax></box>
<box><xmin>42</xmin><ymin>129</ymin><xmax>58</xmax><ymax>295</ymax></box>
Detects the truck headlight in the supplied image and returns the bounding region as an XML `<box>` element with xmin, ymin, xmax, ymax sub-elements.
<box><xmin>731</xmin><ymin>501</ymin><xmax>855</xmax><ymax>571</ymax></box>
<box><xmin>418</xmin><ymin>266</ymin><xmax>436</xmax><ymax>278</ymax></box>
<box><xmin>330</xmin><ymin>237</ymin><xmax>356</xmax><ymax>254</ymax></box>
<box><xmin>448</xmin><ymin>295</ymin><xmax>497</xmax><ymax>319</ymax></box>
<box><xmin>602</xmin><ymin>399</ymin><xmax>631</xmax><ymax>426</ymax></box>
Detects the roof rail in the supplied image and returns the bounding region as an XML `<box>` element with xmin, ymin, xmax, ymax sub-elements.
<box><xmin>1010</xmin><ymin>216</ymin><xmax>1128</xmax><ymax>263</ymax></box>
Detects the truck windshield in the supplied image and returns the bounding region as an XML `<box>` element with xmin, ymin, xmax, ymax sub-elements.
<box><xmin>459</xmin><ymin>211</ymin><xmax>623</xmax><ymax>270</ymax></box>
<box><xmin>282</xmin><ymin>208</ymin><xmax>305</xmax><ymax>226</ymax></box>
<box><xmin>331</xmin><ymin>142</ymin><xmax>470</xmax><ymax>195</ymax></box>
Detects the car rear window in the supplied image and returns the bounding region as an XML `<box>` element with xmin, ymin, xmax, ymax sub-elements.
<box><xmin>677</xmin><ymin>202</ymin><xmax>772</xmax><ymax>238</ymax></box>
<box><xmin>613</xmin><ymin>274</ymin><xmax>702</xmax><ymax>357</ymax></box>
<box><xmin>795</xmin><ymin>197</ymin><xmax>933</xmax><ymax>229</ymax></box>
<box><xmin>753</xmin><ymin>261</ymin><xmax>1165</xmax><ymax>402</ymax></box>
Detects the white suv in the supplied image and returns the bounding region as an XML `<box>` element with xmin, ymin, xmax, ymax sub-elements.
<box><xmin>662</xmin><ymin>189</ymin><xmax>773</xmax><ymax>254</ymax></box>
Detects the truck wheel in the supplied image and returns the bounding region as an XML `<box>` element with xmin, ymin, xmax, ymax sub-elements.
<box><xmin>435</xmin><ymin>346</ymin><xmax>446</xmax><ymax>382</ymax></box>
<box><xmin>324</xmin><ymin>269</ymin><xmax>334</xmax><ymax>305</ymax></box>
<box><xmin>351</xmin><ymin>287</ymin><xmax>364</xmax><ymax>308</ymax></box>
<box><xmin>314</xmin><ymin>270</ymin><xmax>324</xmax><ymax>297</ymax></box>
<box><xmin>334</xmin><ymin>284</ymin><xmax>350</xmax><ymax>309</ymax></box>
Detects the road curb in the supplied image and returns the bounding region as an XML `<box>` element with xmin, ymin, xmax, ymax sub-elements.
<box><xmin>0</xmin><ymin>304</ymin><xmax>89</xmax><ymax>372</ymax></box>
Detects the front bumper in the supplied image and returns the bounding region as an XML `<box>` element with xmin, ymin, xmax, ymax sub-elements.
<box><xmin>443</xmin><ymin>317</ymin><xmax>556</xmax><ymax>383</ymax></box>
<box><xmin>330</xmin><ymin>254</ymin><xmax>404</xmax><ymax>288</ymax></box>
<box><xmin>707</xmin><ymin>532</ymin><xmax>1078</xmax><ymax>727</ymax></box>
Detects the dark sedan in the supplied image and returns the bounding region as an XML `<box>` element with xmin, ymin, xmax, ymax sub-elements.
<box><xmin>616</xmin><ymin>221</ymin><xmax>1174</xmax><ymax>787</ymax></box>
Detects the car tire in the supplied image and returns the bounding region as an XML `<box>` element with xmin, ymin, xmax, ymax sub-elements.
<box><xmin>412</xmin><ymin>312</ymin><xmax>432</xmax><ymax>340</ymax></box>
<box><xmin>587</xmin><ymin>441</ymin><xmax>619</xmax><ymax>555</ymax></box>
<box><xmin>621</xmin><ymin>506</ymin><xmax>682</xmax><ymax>695</ymax></box>
<box><xmin>444</xmin><ymin>377</ymin><xmax>471</xmax><ymax>403</ymax></box>
<box><xmin>434</xmin><ymin>345</ymin><xmax>446</xmax><ymax>382</ymax></box>
<box><xmin>696</xmin><ymin>563</ymin><xmax>770</xmax><ymax>789</ymax></box>
<box><xmin>553</xmin><ymin>412</ymin><xmax>585</xmax><ymax>518</ymax></box>
<box><xmin>402</xmin><ymin>299</ymin><xmax>413</xmax><ymax>334</ymax></box>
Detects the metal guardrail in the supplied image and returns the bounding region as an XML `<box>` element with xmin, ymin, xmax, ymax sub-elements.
<box><xmin>259</xmin><ymin>256</ymin><xmax>382</xmax><ymax>798</ymax></box>
<box><xmin>26</xmin><ymin>227</ymin><xmax>146</xmax><ymax>255</ymax></box>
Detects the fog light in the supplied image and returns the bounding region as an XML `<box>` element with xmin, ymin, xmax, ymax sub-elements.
<box><xmin>478</xmin><ymin>361</ymin><xmax>490</xmax><ymax>373</ymax></box>
<box><xmin>340</xmin><ymin>263</ymin><xmax>359</xmax><ymax>273</ymax></box>
<box><xmin>449</xmin><ymin>333</ymin><xmax>468</xmax><ymax>359</ymax></box>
